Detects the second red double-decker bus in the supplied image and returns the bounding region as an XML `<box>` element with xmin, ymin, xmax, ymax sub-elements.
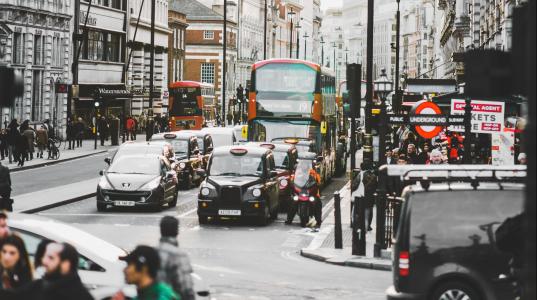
<box><xmin>168</xmin><ymin>81</ymin><xmax>215</xmax><ymax>131</ymax></box>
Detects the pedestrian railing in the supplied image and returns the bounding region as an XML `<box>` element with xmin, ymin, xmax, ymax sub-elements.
<box><xmin>384</xmin><ymin>195</ymin><xmax>403</xmax><ymax>249</ymax></box>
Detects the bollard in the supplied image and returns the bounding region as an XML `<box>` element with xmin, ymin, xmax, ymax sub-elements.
<box><xmin>352</xmin><ymin>196</ymin><xmax>367</xmax><ymax>256</ymax></box>
<box><xmin>334</xmin><ymin>192</ymin><xmax>343</xmax><ymax>249</ymax></box>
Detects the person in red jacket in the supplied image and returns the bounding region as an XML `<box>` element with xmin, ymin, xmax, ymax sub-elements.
<box><xmin>126</xmin><ymin>116</ymin><xmax>136</xmax><ymax>141</ymax></box>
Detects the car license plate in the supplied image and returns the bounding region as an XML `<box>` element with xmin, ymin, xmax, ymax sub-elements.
<box><xmin>218</xmin><ymin>210</ymin><xmax>241</xmax><ymax>216</ymax></box>
<box><xmin>114</xmin><ymin>201</ymin><xmax>135</xmax><ymax>207</ymax></box>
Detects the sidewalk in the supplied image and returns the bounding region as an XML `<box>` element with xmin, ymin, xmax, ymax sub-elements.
<box><xmin>5</xmin><ymin>134</ymin><xmax>145</xmax><ymax>172</ymax></box>
<box><xmin>300</xmin><ymin>150</ymin><xmax>392</xmax><ymax>271</ymax></box>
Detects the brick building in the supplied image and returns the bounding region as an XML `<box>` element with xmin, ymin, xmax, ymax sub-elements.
<box><xmin>175</xmin><ymin>0</ymin><xmax>238</xmax><ymax>117</ymax></box>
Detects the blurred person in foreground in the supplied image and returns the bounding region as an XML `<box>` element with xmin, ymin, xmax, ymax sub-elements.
<box><xmin>158</xmin><ymin>216</ymin><xmax>195</xmax><ymax>300</ymax></box>
<box><xmin>0</xmin><ymin>234</ymin><xmax>33</xmax><ymax>290</ymax></box>
<box><xmin>113</xmin><ymin>245</ymin><xmax>179</xmax><ymax>300</ymax></box>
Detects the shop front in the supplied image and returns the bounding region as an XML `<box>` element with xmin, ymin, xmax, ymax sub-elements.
<box><xmin>74</xmin><ymin>84</ymin><xmax>132</xmax><ymax>126</ymax></box>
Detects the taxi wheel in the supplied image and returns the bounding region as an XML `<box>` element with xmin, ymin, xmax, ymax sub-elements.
<box><xmin>270</xmin><ymin>204</ymin><xmax>279</xmax><ymax>220</ymax></box>
<box><xmin>198</xmin><ymin>216</ymin><xmax>209</xmax><ymax>225</ymax></box>
<box><xmin>169</xmin><ymin>190</ymin><xmax>178</xmax><ymax>207</ymax></box>
<box><xmin>257</xmin><ymin>206</ymin><xmax>270</xmax><ymax>226</ymax></box>
<box><xmin>97</xmin><ymin>202</ymin><xmax>107</xmax><ymax>212</ymax></box>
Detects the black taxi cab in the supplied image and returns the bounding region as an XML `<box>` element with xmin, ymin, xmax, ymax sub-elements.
<box><xmin>182</xmin><ymin>130</ymin><xmax>214</xmax><ymax>169</ymax></box>
<box><xmin>244</xmin><ymin>142</ymin><xmax>298</xmax><ymax>208</ymax></box>
<box><xmin>197</xmin><ymin>146</ymin><xmax>280</xmax><ymax>225</ymax></box>
<box><xmin>151</xmin><ymin>131</ymin><xmax>205</xmax><ymax>189</ymax></box>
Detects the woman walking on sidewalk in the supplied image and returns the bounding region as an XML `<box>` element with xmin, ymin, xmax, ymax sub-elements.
<box><xmin>6</xmin><ymin>120</ymin><xmax>19</xmax><ymax>164</ymax></box>
<box><xmin>21</xmin><ymin>120</ymin><xmax>35</xmax><ymax>161</ymax></box>
<box><xmin>36</xmin><ymin>125</ymin><xmax>48</xmax><ymax>159</ymax></box>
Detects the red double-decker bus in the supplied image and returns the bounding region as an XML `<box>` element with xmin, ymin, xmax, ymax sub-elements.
<box><xmin>247</xmin><ymin>59</ymin><xmax>338</xmax><ymax>183</ymax></box>
<box><xmin>168</xmin><ymin>81</ymin><xmax>215</xmax><ymax>131</ymax></box>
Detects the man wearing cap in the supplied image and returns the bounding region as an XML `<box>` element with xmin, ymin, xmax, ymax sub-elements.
<box><xmin>158</xmin><ymin>216</ymin><xmax>195</xmax><ymax>300</ymax></box>
<box><xmin>518</xmin><ymin>153</ymin><xmax>527</xmax><ymax>165</ymax></box>
<box><xmin>116</xmin><ymin>245</ymin><xmax>179</xmax><ymax>300</ymax></box>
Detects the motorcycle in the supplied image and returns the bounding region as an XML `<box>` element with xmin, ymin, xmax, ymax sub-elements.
<box><xmin>292</xmin><ymin>172</ymin><xmax>319</xmax><ymax>228</ymax></box>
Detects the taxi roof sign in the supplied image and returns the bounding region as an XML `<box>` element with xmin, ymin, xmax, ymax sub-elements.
<box><xmin>260</xmin><ymin>143</ymin><xmax>275</xmax><ymax>150</ymax></box>
<box><xmin>284</xmin><ymin>138</ymin><xmax>299</xmax><ymax>145</ymax></box>
<box><xmin>230</xmin><ymin>148</ymin><xmax>248</xmax><ymax>155</ymax></box>
<box><xmin>164</xmin><ymin>133</ymin><xmax>177</xmax><ymax>139</ymax></box>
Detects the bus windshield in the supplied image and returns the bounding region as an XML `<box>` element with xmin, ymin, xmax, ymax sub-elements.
<box><xmin>252</xmin><ymin>119</ymin><xmax>320</xmax><ymax>153</ymax></box>
<box><xmin>255</xmin><ymin>64</ymin><xmax>317</xmax><ymax>93</ymax></box>
<box><xmin>170</xmin><ymin>87</ymin><xmax>202</xmax><ymax>116</ymax></box>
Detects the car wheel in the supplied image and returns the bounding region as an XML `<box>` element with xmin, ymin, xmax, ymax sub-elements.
<box><xmin>431</xmin><ymin>281</ymin><xmax>481</xmax><ymax>300</ymax></box>
<box><xmin>183</xmin><ymin>173</ymin><xmax>193</xmax><ymax>190</ymax></box>
<box><xmin>198</xmin><ymin>216</ymin><xmax>209</xmax><ymax>225</ymax></box>
<box><xmin>169</xmin><ymin>190</ymin><xmax>178</xmax><ymax>207</ymax></box>
<box><xmin>97</xmin><ymin>202</ymin><xmax>107</xmax><ymax>212</ymax></box>
<box><xmin>258</xmin><ymin>206</ymin><xmax>270</xmax><ymax>226</ymax></box>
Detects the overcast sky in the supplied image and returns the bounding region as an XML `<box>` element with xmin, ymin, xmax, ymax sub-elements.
<box><xmin>321</xmin><ymin>0</ymin><xmax>343</xmax><ymax>10</ymax></box>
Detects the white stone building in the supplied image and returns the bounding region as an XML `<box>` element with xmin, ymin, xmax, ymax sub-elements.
<box><xmin>0</xmin><ymin>0</ymin><xmax>72</xmax><ymax>132</ymax></box>
<box><xmin>127</xmin><ymin>0</ymin><xmax>170</xmax><ymax>115</ymax></box>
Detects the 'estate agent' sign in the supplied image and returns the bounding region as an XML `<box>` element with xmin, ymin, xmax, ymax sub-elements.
<box><xmin>450</xmin><ymin>99</ymin><xmax>505</xmax><ymax>134</ymax></box>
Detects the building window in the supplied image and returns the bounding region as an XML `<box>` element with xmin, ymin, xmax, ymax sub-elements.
<box><xmin>13</xmin><ymin>32</ymin><xmax>24</xmax><ymax>64</ymax></box>
<box><xmin>34</xmin><ymin>35</ymin><xmax>43</xmax><ymax>65</ymax></box>
<box><xmin>111</xmin><ymin>0</ymin><xmax>121</xmax><ymax>9</ymax></box>
<box><xmin>32</xmin><ymin>70</ymin><xmax>43</xmax><ymax>121</ymax></box>
<box><xmin>106</xmin><ymin>33</ymin><xmax>121</xmax><ymax>62</ymax></box>
<box><xmin>201</xmin><ymin>63</ymin><xmax>215</xmax><ymax>84</ymax></box>
<box><xmin>204</xmin><ymin>31</ymin><xmax>214</xmax><ymax>40</ymax></box>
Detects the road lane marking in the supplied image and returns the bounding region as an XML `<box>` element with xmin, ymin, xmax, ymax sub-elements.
<box><xmin>38</xmin><ymin>213</ymin><xmax>170</xmax><ymax>218</ymax></box>
<box><xmin>178</xmin><ymin>207</ymin><xmax>198</xmax><ymax>218</ymax></box>
<box><xmin>192</xmin><ymin>263</ymin><xmax>242</xmax><ymax>275</ymax></box>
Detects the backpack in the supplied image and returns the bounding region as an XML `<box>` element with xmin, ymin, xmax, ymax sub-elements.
<box><xmin>362</xmin><ymin>169</ymin><xmax>377</xmax><ymax>192</ymax></box>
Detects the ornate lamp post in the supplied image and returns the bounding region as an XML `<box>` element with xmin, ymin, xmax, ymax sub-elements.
<box><xmin>287</xmin><ymin>8</ymin><xmax>296</xmax><ymax>59</ymax></box>
<box><xmin>374</xmin><ymin>68</ymin><xmax>393</xmax><ymax>165</ymax></box>
<box><xmin>303</xmin><ymin>32</ymin><xmax>310</xmax><ymax>60</ymax></box>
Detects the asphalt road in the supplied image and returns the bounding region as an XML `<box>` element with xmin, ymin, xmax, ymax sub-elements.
<box><xmin>10</xmin><ymin>152</ymin><xmax>111</xmax><ymax>196</ymax></box>
<box><xmin>37</xmin><ymin>175</ymin><xmax>392</xmax><ymax>300</ymax></box>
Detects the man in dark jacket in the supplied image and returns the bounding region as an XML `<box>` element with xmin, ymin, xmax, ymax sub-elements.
<box><xmin>0</xmin><ymin>242</ymin><xmax>94</xmax><ymax>300</ymax></box>
<box><xmin>0</xmin><ymin>161</ymin><xmax>12</xmax><ymax>211</ymax></box>
<box><xmin>157</xmin><ymin>216</ymin><xmax>195</xmax><ymax>300</ymax></box>
<box><xmin>97</xmin><ymin>116</ymin><xmax>108</xmax><ymax>146</ymax></box>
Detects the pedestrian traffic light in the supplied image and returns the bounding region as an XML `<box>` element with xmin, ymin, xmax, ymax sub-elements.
<box><xmin>55</xmin><ymin>83</ymin><xmax>69</xmax><ymax>93</ymax></box>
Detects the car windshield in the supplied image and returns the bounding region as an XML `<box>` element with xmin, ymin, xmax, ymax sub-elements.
<box><xmin>210</xmin><ymin>155</ymin><xmax>263</xmax><ymax>177</ymax></box>
<box><xmin>108</xmin><ymin>156</ymin><xmax>161</xmax><ymax>175</ymax></box>
<box><xmin>211</xmin><ymin>134</ymin><xmax>234</xmax><ymax>148</ymax></box>
<box><xmin>115</xmin><ymin>145</ymin><xmax>163</xmax><ymax>159</ymax></box>
<box><xmin>273</xmin><ymin>151</ymin><xmax>290</xmax><ymax>169</ymax></box>
<box><xmin>294</xmin><ymin>159</ymin><xmax>315</xmax><ymax>187</ymax></box>
<box><xmin>169</xmin><ymin>140</ymin><xmax>188</xmax><ymax>155</ymax></box>
<box><xmin>197</xmin><ymin>138</ymin><xmax>204</xmax><ymax>152</ymax></box>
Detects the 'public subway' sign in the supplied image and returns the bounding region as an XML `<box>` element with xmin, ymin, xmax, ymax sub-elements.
<box><xmin>449</xmin><ymin>99</ymin><xmax>505</xmax><ymax>134</ymax></box>
<box><xmin>388</xmin><ymin>115</ymin><xmax>465</xmax><ymax>126</ymax></box>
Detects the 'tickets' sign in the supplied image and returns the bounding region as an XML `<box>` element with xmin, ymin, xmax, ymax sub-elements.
<box><xmin>450</xmin><ymin>99</ymin><xmax>505</xmax><ymax>134</ymax></box>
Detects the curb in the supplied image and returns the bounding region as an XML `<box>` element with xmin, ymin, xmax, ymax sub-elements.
<box><xmin>21</xmin><ymin>192</ymin><xmax>96</xmax><ymax>214</ymax></box>
<box><xmin>10</xmin><ymin>150</ymin><xmax>109</xmax><ymax>173</ymax></box>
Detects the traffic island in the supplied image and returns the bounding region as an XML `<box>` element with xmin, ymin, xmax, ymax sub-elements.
<box><xmin>300</xmin><ymin>182</ymin><xmax>392</xmax><ymax>271</ymax></box>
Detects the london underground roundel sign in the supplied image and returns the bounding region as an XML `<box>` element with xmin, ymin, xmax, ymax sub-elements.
<box><xmin>411</xmin><ymin>100</ymin><xmax>443</xmax><ymax>139</ymax></box>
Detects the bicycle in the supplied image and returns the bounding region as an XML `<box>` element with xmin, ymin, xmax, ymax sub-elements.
<box><xmin>47</xmin><ymin>137</ymin><xmax>62</xmax><ymax>160</ymax></box>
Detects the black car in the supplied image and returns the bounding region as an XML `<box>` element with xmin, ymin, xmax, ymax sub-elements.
<box><xmin>151</xmin><ymin>132</ymin><xmax>205</xmax><ymax>189</ymax></box>
<box><xmin>197</xmin><ymin>146</ymin><xmax>280</xmax><ymax>225</ymax></box>
<box><xmin>97</xmin><ymin>154</ymin><xmax>177</xmax><ymax>211</ymax></box>
<box><xmin>182</xmin><ymin>130</ymin><xmax>214</xmax><ymax>169</ymax></box>
<box><xmin>386</xmin><ymin>165</ymin><xmax>526</xmax><ymax>300</ymax></box>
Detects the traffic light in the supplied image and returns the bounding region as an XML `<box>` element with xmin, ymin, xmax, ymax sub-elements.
<box><xmin>55</xmin><ymin>83</ymin><xmax>69</xmax><ymax>93</ymax></box>
<box><xmin>0</xmin><ymin>67</ymin><xmax>24</xmax><ymax>107</ymax></box>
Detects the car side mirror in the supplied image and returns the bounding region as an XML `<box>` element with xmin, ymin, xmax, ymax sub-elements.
<box><xmin>316</xmin><ymin>156</ymin><xmax>324</xmax><ymax>163</ymax></box>
<box><xmin>193</xmin><ymin>149</ymin><xmax>200</xmax><ymax>155</ymax></box>
<box><xmin>270</xmin><ymin>170</ymin><xmax>278</xmax><ymax>178</ymax></box>
<box><xmin>206</xmin><ymin>146</ymin><xmax>213</xmax><ymax>153</ymax></box>
<box><xmin>104</xmin><ymin>157</ymin><xmax>111</xmax><ymax>165</ymax></box>
<box><xmin>99</xmin><ymin>170</ymin><xmax>104</xmax><ymax>176</ymax></box>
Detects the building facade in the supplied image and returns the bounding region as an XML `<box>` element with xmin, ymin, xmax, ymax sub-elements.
<box><xmin>236</xmin><ymin>0</ymin><xmax>264</xmax><ymax>88</ymax></box>
<box><xmin>127</xmin><ymin>0</ymin><xmax>169</xmax><ymax>116</ymax></box>
<box><xmin>179</xmin><ymin>0</ymin><xmax>238</xmax><ymax>118</ymax></box>
<box><xmin>168</xmin><ymin>7</ymin><xmax>188</xmax><ymax>85</ymax></box>
<box><xmin>0</xmin><ymin>0</ymin><xmax>72</xmax><ymax>133</ymax></box>
<box><xmin>74</xmin><ymin>0</ymin><xmax>129</xmax><ymax>123</ymax></box>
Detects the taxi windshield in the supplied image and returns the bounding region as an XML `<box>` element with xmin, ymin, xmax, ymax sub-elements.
<box><xmin>210</xmin><ymin>155</ymin><xmax>263</xmax><ymax>177</ymax></box>
<box><xmin>294</xmin><ymin>159</ymin><xmax>315</xmax><ymax>187</ymax></box>
<box><xmin>273</xmin><ymin>152</ymin><xmax>290</xmax><ymax>169</ymax></box>
<box><xmin>108</xmin><ymin>156</ymin><xmax>162</xmax><ymax>175</ymax></box>
<box><xmin>169</xmin><ymin>140</ymin><xmax>189</xmax><ymax>155</ymax></box>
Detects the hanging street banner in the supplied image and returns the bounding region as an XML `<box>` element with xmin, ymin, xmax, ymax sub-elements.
<box><xmin>449</xmin><ymin>99</ymin><xmax>505</xmax><ymax>134</ymax></box>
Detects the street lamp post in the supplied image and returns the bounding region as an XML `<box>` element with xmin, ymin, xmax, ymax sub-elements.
<box><xmin>287</xmin><ymin>9</ymin><xmax>296</xmax><ymax>59</ymax></box>
<box><xmin>364</xmin><ymin>0</ymin><xmax>375</xmax><ymax>163</ymax></box>
<box><xmin>320</xmin><ymin>37</ymin><xmax>325</xmax><ymax>66</ymax></box>
<box><xmin>296</xmin><ymin>22</ymin><xmax>301</xmax><ymax>59</ymax></box>
<box><xmin>303</xmin><ymin>33</ymin><xmax>309</xmax><ymax>61</ymax></box>
<box><xmin>264</xmin><ymin>0</ymin><xmax>268</xmax><ymax>60</ymax></box>
<box><xmin>222</xmin><ymin>0</ymin><xmax>237</xmax><ymax>127</ymax></box>
<box><xmin>373</xmin><ymin>68</ymin><xmax>393</xmax><ymax>258</ymax></box>
<box><xmin>394</xmin><ymin>0</ymin><xmax>401</xmax><ymax>113</ymax></box>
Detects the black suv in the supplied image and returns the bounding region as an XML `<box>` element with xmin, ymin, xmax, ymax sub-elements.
<box><xmin>386</xmin><ymin>165</ymin><xmax>526</xmax><ymax>300</ymax></box>
<box><xmin>197</xmin><ymin>146</ymin><xmax>280</xmax><ymax>225</ymax></box>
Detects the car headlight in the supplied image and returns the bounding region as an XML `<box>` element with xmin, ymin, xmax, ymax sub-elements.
<box><xmin>252</xmin><ymin>188</ymin><xmax>262</xmax><ymax>198</ymax></box>
<box><xmin>293</xmin><ymin>195</ymin><xmax>299</xmax><ymax>201</ymax></box>
<box><xmin>280</xmin><ymin>179</ymin><xmax>289</xmax><ymax>187</ymax></box>
<box><xmin>98</xmin><ymin>177</ymin><xmax>112</xmax><ymax>190</ymax></box>
<box><xmin>141</xmin><ymin>177</ymin><xmax>161</xmax><ymax>190</ymax></box>
<box><xmin>179</xmin><ymin>162</ymin><xmax>186</xmax><ymax>169</ymax></box>
<box><xmin>309</xmin><ymin>196</ymin><xmax>315</xmax><ymax>202</ymax></box>
<box><xmin>201</xmin><ymin>187</ymin><xmax>211</xmax><ymax>196</ymax></box>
